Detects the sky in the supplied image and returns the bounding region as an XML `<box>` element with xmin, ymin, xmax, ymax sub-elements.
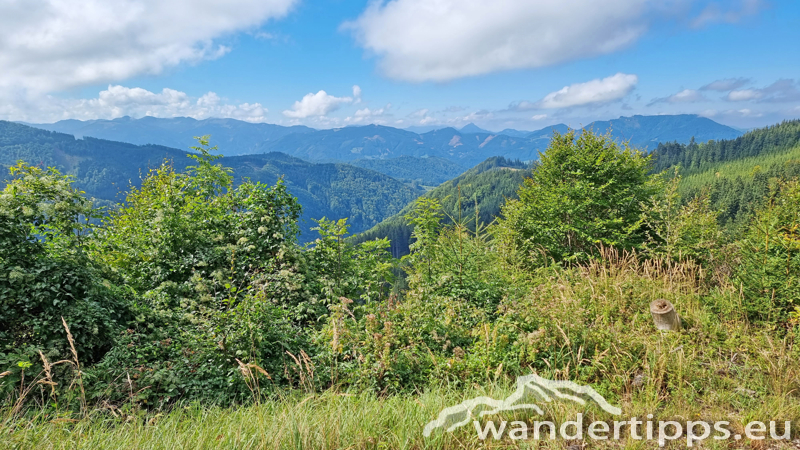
<box><xmin>0</xmin><ymin>0</ymin><xmax>798</xmax><ymax>131</ymax></box>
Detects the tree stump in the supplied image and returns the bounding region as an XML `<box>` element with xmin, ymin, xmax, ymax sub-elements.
<box><xmin>650</xmin><ymin>299</ymin><xmax>681</xmax><ymax>331</ymax></box>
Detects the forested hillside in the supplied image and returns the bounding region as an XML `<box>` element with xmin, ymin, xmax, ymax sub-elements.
<box><xmin>349</xmin><ymin>156</ymin><xmax>466</xmax><ymax>186</ymax></box>
<box><xmin>650</xmin><ymin>119</ymin><xmax>800</xmax><ymax>228</ymax></box>
<box><xmin>0</xmin><ymin>121</ymin><xmax>423</xmax><ymax>239</ymax></box>
<box><xmin>651</xmin><ymin>119</ymin><xmax>800</xmax><ymax>174</ymax></box>
<box><xmin>351</xmin><ymin>157</ymin><xmax>531</xmax><ymax>257</ymax></box>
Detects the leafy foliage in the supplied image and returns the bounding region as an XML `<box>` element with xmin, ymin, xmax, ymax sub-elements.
<box><xmin>3</xmin><ymin>119</ymin><xmax>800</xmax><ymax>421</ymax></box>
<box><xmin>86</xmin><ymin>137</ymin><xmax>311</xmax><ymax>404</ymax></box>
<box><xmin>735</xmin><ymin>180</ymin><xmax>800</xmax><ymax>322</ymax></box>
<box><xmin>0</xmin><ymin>163</ymin><xmax>128</xmax><ymax>401</ymax></box>
<box><xmin>640</xmin><ymin>171</ymin><xmax>722</xmax><ymax>265</ymax></box>
<box><xmin>496</xmin><ymin>130</ymin><xmax>657</xmax><ymax>264</ymax></box>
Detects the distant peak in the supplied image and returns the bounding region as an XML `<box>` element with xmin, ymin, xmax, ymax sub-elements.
<box><xmin>459</xmin><ymin>123</ymin><xmax>491</xmax><ymax>134</ymax></box>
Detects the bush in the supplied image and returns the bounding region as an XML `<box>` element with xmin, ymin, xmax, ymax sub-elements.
<box><xmin>495</xmin><ymin>129</ymin><xmax>658</xmax><ymax>265</ymax></box>
<box><xmin>0</xmin><ymin>163</ymin><xmax>128</xmax><ymax>374</ymax></box>
<box><xmin>84</xmin><ymin>138</ymin><xmax>311</xmax><ymax>405</ymax></box>
<box><xmin>641</xmin><ymin>170</ymin><xmax>722</xmax><ymax>266</ymax></box>
<box><xmin>736</xmin><ymin>179</ymin><xmax>800</xmax><ymax>323</ymax></box>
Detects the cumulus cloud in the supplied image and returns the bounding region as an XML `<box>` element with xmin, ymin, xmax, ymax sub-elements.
<box><xmin>733</xmin><ymin>108</ymin><xmax>763</xmax><ymax>117</ymax></box>
<box><xmin>344</xmin><ymin>103</ymin><xmax>392</xmax><ymax>124</ymax></box>
<box><xmin>700</xmin><ymin>77</ymin><xmax>751</xmax><ymax>91</ymax></box>
<box><xmin>343</xmin><ymin>0</ymin><xmax>657</xmax><ymax>82</ymax></box>
<box><xmin>0</xmin><ymin>0</ymin><xmax>297</xmax><ymax>93</ymax></box>
<box><xmin>282</xmin><ymin>90</ymin><xmax>354</xmax><ymax>118</ymax></box>
<box><xmin>727</xmin><ymin>89</ymin><xmax>763</xmax><ymax>101</ymax></box>
<box><xmin>532</xmin><ymin>114</ymin><xmax>548</xmax><ymax>121</ymax></box>
<box><xmin>0</xmin><ymin>85</ymin><xmax>268</xmax><ymax>123</ymax></box>
<box><xmin>461</xmin><ymin>110</ymin><xmax>493</xmax><ymax>122</ymax></box>
<box><xmin>691</xmin><ymin>0</ymin><xmax>763</xmax><ymax>28</ymax></box>
<box><xmin>648</xmin><ymin>89</ymin><xmax>707</xmax><ymax>106</ymax></box>
<box><xmin>726</xmin><ymin>79</ymin><xmax>800</xmax><ymax>103</ymax></box>
<box><xmin>535</xmin><ymin>73</ymin><xmax>638</xmax><ymax>109</ymax></box>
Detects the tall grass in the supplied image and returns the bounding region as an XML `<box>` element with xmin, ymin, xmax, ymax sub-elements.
<box><xmin>3</xmin><ymin>252</ymin><xmax>800</xmax><ymax>449</ymax></box>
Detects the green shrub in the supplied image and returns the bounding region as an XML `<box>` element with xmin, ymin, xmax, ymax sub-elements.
<box><xmin>0</xmin><ymin>163</ymin><xmax>128</xmax><ymax>396</ymax></box>
<box><xmin>83</xmin><ymin>138</ymin><xmax>311</xmax><ymax>405</ymax></box>
<box><xmin>736</xmin><ymin>179</ymin><xmax>800</xmax><ymax>323</ymax></box>
<box><xmin>495</xmin><ymin>129</ymin><xmax>658</xmax><ymax>265</ymax></box>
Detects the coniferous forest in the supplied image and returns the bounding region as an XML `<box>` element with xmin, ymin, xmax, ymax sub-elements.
<box><xmin>1</xmin><ymin>122</ymin><xmax>800</xmax><ymax>448</ymax></box>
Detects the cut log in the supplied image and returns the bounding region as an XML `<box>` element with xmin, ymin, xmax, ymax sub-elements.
<box><xmin>650</xmin><ymin>299</ymin><xmax>681</xmax><ymax>331</ymax></box>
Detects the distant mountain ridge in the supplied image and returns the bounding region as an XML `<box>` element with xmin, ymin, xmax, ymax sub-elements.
<box><xmin>0</xmin><ymin>121</ymin><xmax>421</xmax><ymax>241</ymax></box>
<box><xmin>582</xmin><ymin>114</ymin><xmax>743</xmax><ymax>148</ymax></box>
<box><xmin>28</xmin><ymin>114</ymin><xmax>743</xmax><ymax>166</ymax></box>
<box><xmin>29</xmin><ymin>116</ymin><xmax>315</xmax><ymax>156</ymax></box>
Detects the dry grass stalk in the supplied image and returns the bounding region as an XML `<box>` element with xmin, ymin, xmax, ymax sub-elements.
<box><xmin>61</xmin><ymin>316</ymin><xmax>86</xmax><ymax>416</ymax></box>
<box><xmin>37</xmin><ymin>350</ymin><xmax>56</xmax><ymax>397</ymax></box>
<box><xmin>286</xmin><ymin>350</ymin><xmax>315</xmax><ymax>393</ymax></box>
<box><xmin>236</xmin><ymin>358</ymin><xmax>272</xmax><ymax>401</ymax></box>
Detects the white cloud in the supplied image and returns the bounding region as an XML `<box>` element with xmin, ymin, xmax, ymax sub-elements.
<box><xmin>282</xmin><ymin>90</ymin><xmax>354</xmax><ymax>118</ymax></box>
<box><xmin>536</xmin><ymin>73</ymin><xmax>638</xmax><ymax>109</ymax></box>
<box><xmin>700</xmin><ymin>77</ymin><xmax>751</xmax><ymax>91</ymax></box>
<box><xmin>734</xmin><ymin>108</ymin><xmax>762</xmax><ymax>117</ymax></box>
<box><xmin>0</xmin><ymin>0</ymin><xmax>297</xmax><ymax>93</ymax></box>
<box><xmin>532</xmin><ymin>114</ymin><xmax>548</xmax><ymax>121</ymax></box>
<box><xmin>352</xmin><ymin>85</ymin><xmax>362</xmax><ymax>103</ymax></box>
<box><xmin>698</xmin><ymin>109</ymin><xmax>718</xmax><ymax>118</ymax></box>
<box><xmin>343</xmin><ymin>0</ymin><xmax>661</xmax><ymax>82</ymax></box>
<box><xmin>726</xmin><ymin>80</ymin><xmax>800</xmax><ymax>103</ymax></box>
<box><xmin>441</xmin><ymin>106</ymin><xmax>468</xmax><ymax>113</ymax></box>
<box><xmin>727</xmin><ymin>89</ymin><xmax>763</xmax><ymax>101</ymax></box>
<box><xmin>691</xmin><ymin>0</ymin><xmax>763</xmax><ymax>28</ymax></box>
<box><xmin>344</xmin><ymin>104</ymin><xmax>392</xmax><ymax>124</ymax></box>
<box><xmin>354</xmin><ymin>107</ymin><xmax>380</xmax><ymax>118</ymax></box>
<box><xmin>507</xmin><ymin>101</ymin><xmax>538</xmax><ymax>112</ymax></box>
<box><xmin>0</xmin><ymin>85</ymin><xmax>268</xmax><ymax>123</ymax></box>
<box><xmin>648</xmin><ymin>89</ymin><xmax>707</xmax><ymax>105</ymax></box>
<box><xmin>461</xmin><ymin>110</ymin><xmax>493</xmax><ymax>122</ymax></box>
<box><xmin>408</xmin><ymin>109</ymin><xmax>430</xmax><ymax>119</ymax></box>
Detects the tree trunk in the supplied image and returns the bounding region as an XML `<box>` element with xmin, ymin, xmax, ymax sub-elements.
<box><xmin>650</xmin><ymin>299</ymin><xmax>681</xmax><ymax>331</ymax></box>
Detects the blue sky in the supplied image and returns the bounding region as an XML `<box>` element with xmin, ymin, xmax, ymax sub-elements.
<box><xmin>0</xmin><ymin>0</ymin><xmax>798</xmax><ymax>130</ymax></box>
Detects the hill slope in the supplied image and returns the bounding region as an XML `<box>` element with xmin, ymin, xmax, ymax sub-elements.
<box><xmin>349</xmin><ymin>156</ymin><xmax>466</xmax><ymax>186</ymax></box>
<box><xmin>350</xmin><ymin>157</ymin><xmax>531</xmax><ymax>257</ymax></box>
<box><xmin>584</xmin><ymin>114</ymin><xmax>742</xmax><ymax>152</ymax></box>
<box><xmin>0</xmin><ymin>121</ymin><xmax>422</xmax><ymax>240</ymax></box>
<box><xmin>649</xmin><ymin>119</ymin><xmax>800</xmax><ymax>228</ymax></box>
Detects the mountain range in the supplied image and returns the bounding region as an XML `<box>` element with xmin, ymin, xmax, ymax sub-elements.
<box><xmin>0</xmin><ymin>121</ymin><xmax>422</xmax><ymax>240</ymax></box>
<box><xmin>27</xmin><ymin>114</ymin><xmax>743</xmax><ymax>166</ymax></box>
